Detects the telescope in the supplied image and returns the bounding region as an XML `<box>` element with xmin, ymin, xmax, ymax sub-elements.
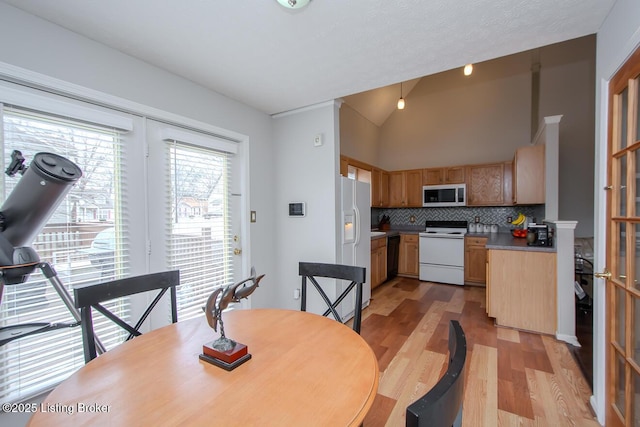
<box><xmin>0</xmin><ymin>151</ymin><xmax>101</xmax><ymax>348</ymax></box>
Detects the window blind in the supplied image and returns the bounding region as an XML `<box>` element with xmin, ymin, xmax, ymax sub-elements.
<box><xmin>0</xmin><ymin>106</ymin><xmax>131</xmax><ymax>403</ymax></box>
<box><xmin>166</xmin><ymin>140</ymin><xmax>234</xmax><ymax>320</ymax></box>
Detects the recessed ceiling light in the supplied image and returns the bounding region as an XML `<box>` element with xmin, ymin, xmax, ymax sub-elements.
<box><xmin>464</xmin><ymin>64</ymin><xmax>473</xmax><ymax>76</ymax></box>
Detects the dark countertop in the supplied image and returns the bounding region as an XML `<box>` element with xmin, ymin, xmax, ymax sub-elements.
<box><xmin>371</xmin><ymin>228</ymin><xmax>555</xmax><ymax>252</ymax></box>
<box><xmin>370</xmin><ymin>230</ymin><xmax>400</xmax><ymax>240</ymax></box>
<box><xmin>371</xmin><ymin>226</ymin><xmax>421</xmax><ymax>240</ymax></box>
<box><xmin>466</xmin><ymin>232</ymin><xmax>556</xmax><ymax>253</ymax></box>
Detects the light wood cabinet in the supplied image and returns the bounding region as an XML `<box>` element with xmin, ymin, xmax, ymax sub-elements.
<box><xmin>398</xmin><ymin>234</ymin><xmax>419</xmax><ymax>277</ymax></box>
<box><xmin>371</xmin><ymin>237</ymin><xmax>387</xmax><ymax>289</ymax></box>
<box><xmin>422</xmin><ymin>166</ymin><xmax>465</xmax><ymax>185</ymax></box>
<box><xmin>464</xmin><ymin>236</ymin><xmax>487</xmax><ymax>285</ymax></box>
<box><xmin>341</xmin><ymin>157</ymin><xmax>389</xmax><ymax>208</ymax></box>
<box><xmin>486</xmin><ymin>249</ymin><xmax>557</xmax><ymax>335</ymax></box>
<box><xmin>485</xmin><ymin>252</ymin><xmax>492</xmax><ymax>316</ymax></box>
<box><xmin>371</xmin><ymin>168</ymin><xmax>389</xmax><ymax>207</ymax></box>
<box><xmin>388</xmin><ymin>172</ymin><xmax>403</xmax><ymax>207</ymax></box>
<box><xmin>503</xmin><ymin>161</ymin><xmax>513</xmax><ymax>205</ymax></box>
<box><xmin>341</xmin><ymin>150</ymin><xmax>541</xmax><ymax>209</ymax></box>
<box><xmin>466</xmin><ymin>163</ymin><xmax>506</xmax><ymax>206</ymax></box>
<box><xmin>513</xmin><ymin>145</ymin><xmax>545</xmax><ymax>205</ymax></box>
<box><xmin>380</xmin><ymin>172</ymin><xmax>389</xmax><ymax>207</ymax></box>
<box><xmin>340</xmin><ymin>156</ymin><xmax>348</xmax><ymax>177</ymax></box>
<box><xmin>406</xmin><ymin>169</ymin><xmax>422</xmax><ymax>206</ymax></box>
<box><xmin>389</xmin><ymin>169</ymin><xmax>423</xmax><ymax>207</ymax></box>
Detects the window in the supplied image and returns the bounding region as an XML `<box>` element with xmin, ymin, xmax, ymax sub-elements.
<box><xmin>0</xmin><ymin>81</ymin><xmax>244</xmax><ymax>405</ymax></box>
<box><xmin>165</xmin><ymin>140</ymin><xmax>235</xmax><ymax>320</ymax></box>
<box><xmin>0</xmin><ymin>105</ymin><xmax>131</xmax><ymax>403</ymax></box>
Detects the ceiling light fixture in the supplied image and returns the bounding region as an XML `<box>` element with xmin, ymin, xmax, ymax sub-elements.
<box><xmin>464</xmin><ymin>64</ymin><xmax>473</xmax><ymax>76</ymax></box>
<box><xmin>397</xmin><ymin>82</ymin><xmax>405</xmax><ymax>110</ymax></box>
<box><xmin>276</xmin><ymin>0</ymin><xmax>311</xmax><ymax>9</ymax></box>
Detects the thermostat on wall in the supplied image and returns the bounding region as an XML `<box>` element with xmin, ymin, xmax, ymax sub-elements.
<box><xmin>289</xmin><ymin>202</ymin><xmax>306</xmax><ymax>217</ymax></box>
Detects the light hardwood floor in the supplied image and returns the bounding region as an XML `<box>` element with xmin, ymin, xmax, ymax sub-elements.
<box><xmin>359</xmin><ymin>276</ymin><xmax>599</xmax><ymax>427</ymax></box>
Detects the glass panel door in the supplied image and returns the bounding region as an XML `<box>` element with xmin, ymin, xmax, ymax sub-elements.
<box><xmin>606</xmin><ymin>46</ymin><xmax>640</xmax><ymax>427</ymax></box>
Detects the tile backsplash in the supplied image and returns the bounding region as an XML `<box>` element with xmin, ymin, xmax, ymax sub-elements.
<box><xmin>372</xmin><ymin>205</ymin><xmax>545</xmax><ymax>232</ymax></box>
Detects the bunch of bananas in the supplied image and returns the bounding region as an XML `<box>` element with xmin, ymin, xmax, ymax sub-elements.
<box><xmin>511</xmin><ymin>213</ymin><xmax>526</xmax><ymax>226</ymax></box>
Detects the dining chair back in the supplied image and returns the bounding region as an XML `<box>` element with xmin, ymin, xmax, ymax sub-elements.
<box><xmin>298</xmin><ymin>262</ymin><xmax>366</xmax><ymax>334</ymax></box>
<box><xmin>406</xmin><ymin>320</ymin><xmax>467</xmax><ymax>427</ymax></box>
<box><xmin>74</xmin><ymin>270</ymin><xmax>179</xmax><ymax>363</ymax></box>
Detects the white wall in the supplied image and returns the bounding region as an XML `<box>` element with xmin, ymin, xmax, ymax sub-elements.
<box><xmin>593</xmin><ymin>0</ymin><xmax>640</xmax><ymax>423</ymax></box>
<box><xmin>0</xmin><ymin>3</ymin><xmax>278</xmax><ymax>309</ymax></box>
<box><xmin>272</xmin><ymin>102</ymin><xmax>341</xmax><ymax>310</ymax></box>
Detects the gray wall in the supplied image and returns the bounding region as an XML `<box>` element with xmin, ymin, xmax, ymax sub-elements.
<box><xmin>0</xmin><ymin>3</ymin><xmax>278</xmax><ymax>309</ymax></box>
<box><xmin>341</xmin><ymin>36</ymin><xmax>596</xmax><ymax>237</ymax></box>
<box><xmin>272</xmin><ymin>102</ymin><xmax>341</xmax><ymax>310</ymax></box>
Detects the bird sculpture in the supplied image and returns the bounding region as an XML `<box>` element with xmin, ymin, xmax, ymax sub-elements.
<box><xmin>204</xmin><ymin>267</ymin><xmax>264</xmax><ymax>351</ymax></box>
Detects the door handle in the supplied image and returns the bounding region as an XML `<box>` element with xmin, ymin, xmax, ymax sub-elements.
<box><xmin>594</xmin><ymin>269</ymin><xmax>611</xmax><ymax>279</ymax></box>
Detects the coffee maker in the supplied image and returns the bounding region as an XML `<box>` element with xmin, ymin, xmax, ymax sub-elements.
<box><xmin>527</xmin><ymin>224</ymin><xmax>552</xmax><ymax>247</ymax></box>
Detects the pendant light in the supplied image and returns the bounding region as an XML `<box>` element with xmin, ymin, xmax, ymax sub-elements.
<box><xmin>276</xmin><ymin>0</ymin><xmax>311</xmax><ymax>9</ymax></box>
<box><xmin>397</xmin><ymin>82</ymin><xmax>405</xmax><ymax>110</ymax></box>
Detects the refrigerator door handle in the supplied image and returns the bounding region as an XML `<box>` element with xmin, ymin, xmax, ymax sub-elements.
<box><xmin>353</xmin><ymin>205</ymin><xmax>360</xmax><ymax>246</ymax></box>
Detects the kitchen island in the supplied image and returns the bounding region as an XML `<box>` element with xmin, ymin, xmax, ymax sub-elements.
<box><xmin>473</xmin><ymin>231</ymin><xmax>558</xmax><ymax>335</ymax></box>
<box><xmin>467</xmin><ymin>231</ymin><xmax>556</xmax><ymax>252</ymax></box>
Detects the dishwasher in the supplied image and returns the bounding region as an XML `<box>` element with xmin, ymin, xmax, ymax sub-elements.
<box><xmin>386</xmin><ymin>234</ymin><xmax>400</xmax><ymax>279</ymax></box>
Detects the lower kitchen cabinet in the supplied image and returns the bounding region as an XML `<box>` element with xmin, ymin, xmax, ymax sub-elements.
<box><xmin>486</xmin><ymin>249</ymin><xmax>557</xmax><ymax>335</ymax></box>
<box><xmin>398</xmin><ymin>234</ymin><xmax>419</xmax><ymax>277</ymax></box>
<box><xmin>464</xmin><ymin>236</ymin><xmax>487</xmax><ymax>285</ymax></box>
<box><xmin>371</xmin><ymin>237</ymin><xmax>387</xmax><ymax>289</ymax></box>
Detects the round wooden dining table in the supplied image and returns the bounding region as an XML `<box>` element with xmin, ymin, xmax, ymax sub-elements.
<box><xmin>27</xmin><ymin>308</ymin><xmax>379</xmax><ymax>426</ymax></box>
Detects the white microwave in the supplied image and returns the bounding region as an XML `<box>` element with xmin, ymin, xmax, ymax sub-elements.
<box><xmin>423</xmin><ymin>184</ymin><xmax>466</xmax><ymax>207</ymax></box>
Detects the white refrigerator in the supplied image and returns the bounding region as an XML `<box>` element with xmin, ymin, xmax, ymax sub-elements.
<box><xmin>338</xmin><ymin>177</ymin><xmax>371</xmax><ymax>321</ymax></box>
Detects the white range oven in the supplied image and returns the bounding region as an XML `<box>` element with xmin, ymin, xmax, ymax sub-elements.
<box><xmin>419</xmin><ymin>220</ymin><xmax>468</xmax><ymax>286</ymax></box>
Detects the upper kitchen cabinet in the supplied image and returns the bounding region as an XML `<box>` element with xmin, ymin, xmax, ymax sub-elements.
<box><xmin>371</xmin><ymin>167</ymin><xmax>389</xmax><ymax>207</ymax></box>
<box><xmin>503</xmin><ymin>161</ymin><xmax>513</xmax><ymax>205</ymax></box>
<box><xmin>422</xmin><ymin>166</ymin><xmax>465</xmax><ymax>185</ymax></box>
<box><xmin>389</xmin><ymin>169</ymin><xmax>422</xmax><ymax>207</ymax></box>
<box><xmin>341</xmin><ymin>156</ymin><xmax>389</xmax><ymax>207</ymax></box>
<box><xmin>513</xmin><ymin>145</ymin><xmax>545</xmax><ymax>205</ymax></box>
<box><xmin>340</xmin><ymin>157</ymin><xmax>349</xmax><ymax>177</ymax></box>
<box><xmin>466</xmin><ymin>163</ymin><xmax>508</xmax><ymax>206</ymax></box>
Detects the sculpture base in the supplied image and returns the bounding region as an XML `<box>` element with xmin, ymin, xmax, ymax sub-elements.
<box><xmin>199</xmin><ymin>341</ymin><xmax>251</xmax><ymax>371</ymax></box>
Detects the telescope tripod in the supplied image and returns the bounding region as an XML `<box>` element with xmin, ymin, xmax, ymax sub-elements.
<box><xmin>0</xmin><ymin>262</ymin><xmax>106</xmax><ymax>355</ymax></box>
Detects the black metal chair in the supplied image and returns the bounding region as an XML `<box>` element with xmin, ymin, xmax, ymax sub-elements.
<box><xmin>73</xmin><ymin>270</ymin><xmax>179</xmax><ymax>363</ymax></box>
<box><xmin>406</xmin><ymin>320</ymin><xmax>467</xmax><ymax>427</ymax></box>
<box><xmin>298</xmin><ymin>262</ymin><xmax>366</xmax><ymax>334</ymax></box>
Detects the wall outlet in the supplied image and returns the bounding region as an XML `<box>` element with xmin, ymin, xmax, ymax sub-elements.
<box><xmin>507</xmin><ymin>216</ymin><xmax>512</xmax><ymax>223</ymax></box>
<box><xmin>314</xmin><ymin>133</ymin><xmax>323</xmax><ymax>147</ymax></box>
<box><xmin>474</xmin><ymin>216</ymin><xmax>480</xmax><ymax>223</ymax></box>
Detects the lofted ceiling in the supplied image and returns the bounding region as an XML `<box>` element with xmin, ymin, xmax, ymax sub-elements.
<box><xmin>1</xmin><ymin>0</ymin><xmax>615</xmax><ymax>124</ymax></box>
